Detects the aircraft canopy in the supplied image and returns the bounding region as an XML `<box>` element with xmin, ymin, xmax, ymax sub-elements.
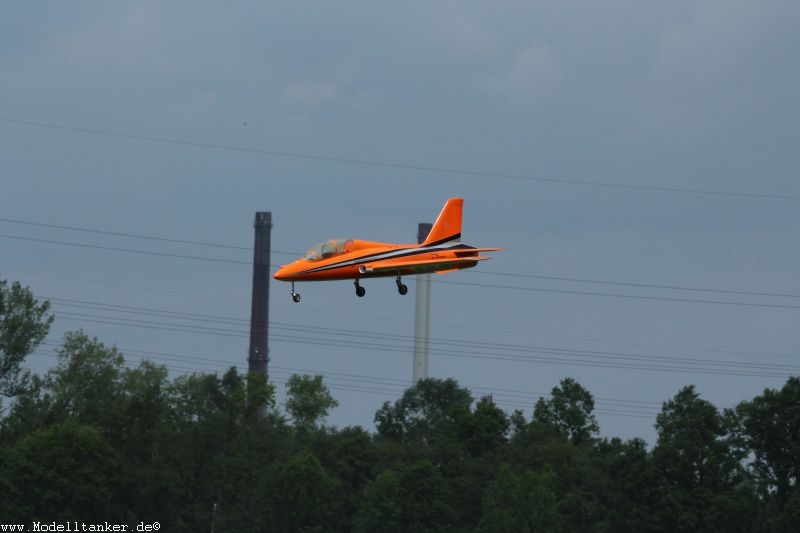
<box><xmin>304</xmin><ymin>238</ymin><xmax>354</xmax><ymax>261</ymax></box>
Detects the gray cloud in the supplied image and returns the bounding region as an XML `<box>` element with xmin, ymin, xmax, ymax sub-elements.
<box><xmin>1</xmin><ymin>1</ymin><xmax>799</xmax><ymax>442</ymax></box>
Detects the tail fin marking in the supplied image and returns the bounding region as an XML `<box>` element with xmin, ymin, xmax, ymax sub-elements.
<box><xmin>422</xmin><ymin>198</ymin><xmax>463</xmax><ymax>247</ymax></box>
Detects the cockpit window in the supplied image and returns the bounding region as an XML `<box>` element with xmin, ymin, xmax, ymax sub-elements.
<box><xmin>303</xmin><ymin>238</ymin><xmax>353</xmax><ymax>261</ymax></box>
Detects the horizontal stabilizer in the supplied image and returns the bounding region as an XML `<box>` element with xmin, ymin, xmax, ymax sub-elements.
<box><xmin>359</xmin><ymin>256</ymin><xmax>490</xmax><ymax>275</ymax></box>
<box><xmin>454</xmin><ymin>247</ymin><xmax>505</xmax><ymax>259</ymax></box>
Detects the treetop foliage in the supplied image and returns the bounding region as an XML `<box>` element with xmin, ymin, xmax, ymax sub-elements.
<box><xmin>0</xmin><ymin>280</ymin><xmax>53</xmax><ymax>402</ymax></box>
<box><xmin>1</xmin><ymin>278</ymin><xmax>799</xmax><ymax>531</ymax></box>
<box><xmin>285</xmin><ymin>373</ymin><xmax>338</xmax><ymax>431</ymax></box>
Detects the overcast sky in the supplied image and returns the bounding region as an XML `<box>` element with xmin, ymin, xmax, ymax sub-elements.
<box><xmin>2</xmin><ymin>1</ymin><xmax>799</xmax><ymax>442</ymax></box>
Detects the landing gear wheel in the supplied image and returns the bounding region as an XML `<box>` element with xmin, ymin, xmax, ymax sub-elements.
<box><xmin>292</xmin><ymin>293</ymin><xmax>301</xmax><ymax>303</ymax></box>
<box><xmin>355</xmin><ymin>280</ymin><xmax>366</xmax><ymax>298</ymax></box>
<box><xmin>396</xmin><ymin>275</ymin><xmax>408</xmax><ymax>295</ymax></box>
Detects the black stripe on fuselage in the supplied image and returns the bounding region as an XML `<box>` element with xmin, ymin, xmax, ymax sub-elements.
<box><xmin>298</xmin><ymin>241</ymin><xmax>464</xmax><ymax>275</ymax></box>
<box><xmin>422</xmin><ymin>233</ymin><xmax>461</xmax><ymax>248</ymax></box>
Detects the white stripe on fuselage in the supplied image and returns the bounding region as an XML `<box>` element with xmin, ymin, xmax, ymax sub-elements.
<box><xmin>298</xmin><ymin>240</ymin><xmax>464</xmax><ymax>275</ymax></box>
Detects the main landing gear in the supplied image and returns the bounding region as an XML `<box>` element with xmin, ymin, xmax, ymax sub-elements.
<box><xmin>290</xmin><ymin>282</ymin><xmax>301</xmax><ymax>303</ymax></box>
<box><xmin>354</xmin><ymin>279</ymin><xmax>366</xmax><ymax>298</ymax></box>
<box><xmin>353</xmin><ymin>277</ymin><xmax>406</xmax><ymax>298</ymax></box>
<box><xmin>396</xmin><ymin>275</ymin><xmax>408</xmax><ymax>295</ymax></box>
<box><xmin>292</xmin><ymin>277</ymin><xmax>408</xmax><ymax>301</ymax></box>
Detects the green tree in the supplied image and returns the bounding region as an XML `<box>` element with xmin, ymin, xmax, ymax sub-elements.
<box><xmin>44</xmin><ymin>331</ymin><xmax>126</xmax><ymax>426</ymax></box>
<box><xmin>255</xmin><ymin>451</ymin><xmax>344</xmax><ymax>532</ymax></box>
<box><xmin>214</xmin><ymin>413</ymin><xmax>293</xmax><ymax>532</ymax></box>
<box><xmin>161</xmin><ymin>367</ymin><xmax>276</xmax><ymax>530</ymax></box>
<box><xmin>736</xmin><ymin>377</ymin><xmax>800</xmax><ymax>514</ymax></box>
<box><xmin>776</xmin><ymin>489</ymin><xmax>800</xmax><ymax>532</ymax></box>
<box><xmin>354</xmin><ymin>460</ymin><xmax>454</xmax><ymax>533</ymax></box>
<box><xmin>478</xmin><ymin>464</ymin><xmax>559</xmax><ymax>533</ymax></box>
<box><xmin>0</xmin><ymin>279</ymin><xmax>52</xmax><ymax>404</ymax></box>
<box><xmin>457</xmin><ymin>395</ymin><xmax>509</xmax><ymax>458</ymax></box>
<box><xmin>1</xmin><ymin>332</ymin><xmax>185</xmax><ymax>525</ymax></box>
<box><xmin>533</xmin><ymin>377</ymin><xmax>598</xmax><ymax>445</ymax></box>
<box><xmin>245</xmin><ymin>370</ymin><xmax>275</xmax><ymax>419</ymax></box>
<box><xmin>428</xmin><ymin>396</ymin><xmax>511</xmax><ymax>530</ymax></box>
<box><xmin>310</xmin><ymin>426</ymin><xmax>378</xmax><ymax>524</ymax></box>
<box><xmin>112</xmin><ymin>359</ymin><xmax>176</xmax><ymax>525</ymax></box>
<box><xmin>512</xmin><ymin>400</ymin><xmax>621</xmax><ymax>531</ymax></box>
<box><xmin>285</xmin><ymin>374</ymin><xmax>337</xmax><ymax>430</ymax></box>
<box><xmin>652</xmin><ymin>385</ymin><xmax>756</xmax><ymax>532</ymax></box>
<box><xmin>595</xmin><ymin>437</ymin><xmax>658</xmax><ymax>532</ymax></box>
<box><xmin>375</xmin><ymin>386</ymin><xmax>502</xmax><ymax>530</ymax></box>
<box><xmin>1</xmin><ymin>332</ymin><xmax>128</xmax><ymax>441</ymax></box>
<box><xmin>116</xmin><ymin>360</ymin><xmax>170</xmax><ymax>453</ymax></box>
<box><xmin>374</xmin><ymin>377</ymin><xmax>473</xmax><ymax>442</ymax></box>
<box><xmin>0</xmin><ymin>421</ymin><xmax>121</xmax><ymax>522</ymax></box>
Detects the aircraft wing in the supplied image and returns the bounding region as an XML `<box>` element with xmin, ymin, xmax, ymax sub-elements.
<box><xmin>359</xmin><ymin>256</ymin><xmax>490</xmax><ymax>275</ymax></box>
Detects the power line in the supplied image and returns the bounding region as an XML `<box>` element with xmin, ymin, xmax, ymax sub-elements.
<box><xmin>49</xmin><ymin>308</ymin><xmax>799</xmax><ymax>379</ymax></box>
<box><xmin>13</xmin><ymin>266</ymin><xmax>794</xmax><ymax>362</ymax></box>
<box><xmin>0</xmin><ymin>233</ymin><xmax>252</xmax><ymax>265</ymax></box>
<box><xmin>45</xmin><ymin>296</ymin><xmax>800</xmax><ymax>373</ymax></box>
<box><xmin>31</xmin><ymin>345</ymin><xmax>659</xmax><ymax>418</ymax></box>
<box><xmin>433</xmin><ymin>279</ymin><xmax>800</xmax><ymax>311</ymax></box>
<box><xmin>6</xmin><ymin>230</ymin><xmax>800</xmax><ymax>310</ymax></box>
<box><xmin>0</xmin><ymin>217</ymin><xmax>249</xmax><ymax>251</ymax></box>
<box><xmin>3</xmin><ymin>267</ymin><xmax>245</xmax><ymax>303</ymax></box>
<box><xmin>466</xmin><ymin>270</ymin><xmax>800</xmax><ymax>300</ymax></box>
<box><xmin>32</xmin><ymin>351</ymin><xmax>658</xmax><ymax>418</ymax></box>
<box><xmin>30</xmin><ymin>348</ymin><xmax>415</xmax><ymax>406</ymax></box>
<box><xmin>0</xmin><ymin>216</ymin><xmax>298</xmax><ymax>256</ymax></box>
<box><xmin>2</xmin><ymin>116</ymin><xmax>799</xmax><ymax>202</ymax></box>
<box><xmin>38</xmin><ymin>339</ymin><xmax>662</xmax><ymax>409</ymax></box>
<box><xmin>6</xmin><ymin>218</ymin><xmax>800</xmax><ymax>305</ymax></box>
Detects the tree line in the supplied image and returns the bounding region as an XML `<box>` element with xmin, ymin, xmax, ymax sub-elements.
<box><xmin>1</xmin><ymin>279</ymin><xmax>799</xmax><ymax>532</ymax></box>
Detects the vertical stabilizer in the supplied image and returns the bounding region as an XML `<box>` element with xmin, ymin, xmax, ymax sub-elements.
<box><xmin>421</xmin><ymin>198</ymin><xmax>463</xmax><ymax>247</ymax></box>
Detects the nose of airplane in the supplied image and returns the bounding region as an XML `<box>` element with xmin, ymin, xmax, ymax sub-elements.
<box><xmin>273</xmin><ymin>265</ymin><xmax>291</xmax><ymax>281</ymax></box>
<box><xmin>274</xmin><ymin>259</ymin><xmax>306</xmax><ymax>281</ymax></box>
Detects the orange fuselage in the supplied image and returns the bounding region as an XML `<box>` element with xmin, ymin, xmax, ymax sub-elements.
<box><xmin>274</xmin><ymin>239</ymin><xmax>481</xmax><ymax>282</ymax></box>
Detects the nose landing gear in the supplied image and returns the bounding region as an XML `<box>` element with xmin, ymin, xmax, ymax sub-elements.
<box><xmin>396</xmin><ymin>275</ymin><xmax>408</xmax><ymax>295</ymax></box>
<box><xmin>355</xmin><ymin>279</ymin><xmax>366</xmax><ymax>297</ymax></box>
<box><xmin>290</xmin><ymin>282</ymin><xmax>301</xmax><ymax>303</ymax></box>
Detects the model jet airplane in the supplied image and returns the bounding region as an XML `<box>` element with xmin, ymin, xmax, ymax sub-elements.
<box><xmin>273</xmin><ymin>198</ymin><xmax>502</xmax><ymax>302</ymax></box>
